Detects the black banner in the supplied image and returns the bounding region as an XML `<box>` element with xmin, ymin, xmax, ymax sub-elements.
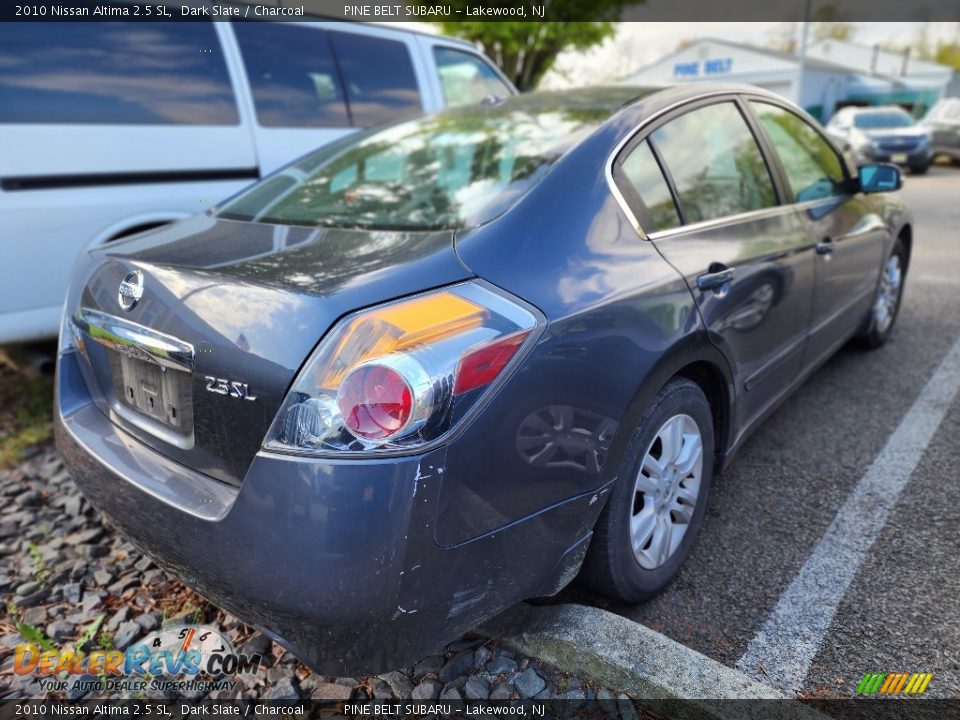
<box><xmin>3</xmin><ymin>699</ymin><xmax>960</xmax><ymax>720</ymax></box>
<box><xmin>1</xmin><ymin>0</ymin><xmax>958</xmax><ymax>23</ymax></box>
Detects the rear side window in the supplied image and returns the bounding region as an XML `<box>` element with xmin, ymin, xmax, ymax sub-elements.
<box><xmin>0</xmin><ymin>22</ymin><xmax>238</xmax><ymax>125</ymax></box>
<box><xmin>619</xmin><ymin>140</ymin><xmax>681</xmax><ymax>231</ymax></box>
<box><xmin>434</xmin><ymin>47</ymin><xmax>513</xmax><ymax>108</ymax></box>
<box><xmin>328</xmin><ymin>31</ymin><xmax>422</xmax><ymax>127</ymax></box>
<box><xmin>751</xmin><ymin>102</ymin><xmax>846</xmax><ymax>203</ymax></box>
<box><xmin>233</xmin><ymin>23</ymin><xmax>349</xmax><ymax>128</ymax></box>
<box><xmin>651</xmin><ymin>102</ymin><xmax>777</xmax><ymax>224</ymax></box>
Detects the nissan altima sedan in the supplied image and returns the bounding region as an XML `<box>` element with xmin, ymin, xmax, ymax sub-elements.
<box><xmin>55</xmin><ymin>84</ymin><xmax>911</xmax><ymax>674</ymax></box>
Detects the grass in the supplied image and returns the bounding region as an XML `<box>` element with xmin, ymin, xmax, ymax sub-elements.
<box><xmin>0</xmin><ymin>352</ymin><xmax>54</xmax><ymax>468</ymax></box>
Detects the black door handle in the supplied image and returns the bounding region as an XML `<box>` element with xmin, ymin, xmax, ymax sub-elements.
<box><xmin>696</xmin><ymin>265</ymin><xmax>735</xmax><ymax>291</ymax></box>
<box><xmin>816</xmin><ymin>236</ymin><xmax>834</xmax><ymax>255</ymax></box>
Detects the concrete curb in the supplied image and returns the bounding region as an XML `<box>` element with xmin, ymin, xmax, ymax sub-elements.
<box><xmin>480</xmin><ymin>603</ymin><xmax>831</xmax><ymax>719</ymax></box>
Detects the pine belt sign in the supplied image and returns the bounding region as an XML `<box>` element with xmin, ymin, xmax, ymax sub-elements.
<box><xmin>673</xmin><ymin>58</ymin><xmax>734</xmax><ymax>77</ymax></box>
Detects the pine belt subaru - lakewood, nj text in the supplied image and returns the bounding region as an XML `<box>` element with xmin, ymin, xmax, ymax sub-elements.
<box><xmin>56</xmin><ymin>85</ymin><xmax>911</xmax><ymax>674</ymax></box>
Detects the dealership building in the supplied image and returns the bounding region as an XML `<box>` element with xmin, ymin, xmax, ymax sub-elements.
<box><xmin>620</xmin><ymin>38</ymin><xmax>956</xmax><ymax>122</ymax></box>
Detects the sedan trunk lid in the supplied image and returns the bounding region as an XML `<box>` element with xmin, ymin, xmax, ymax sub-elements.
<box><xmin>67</xmin><ymin>214</ymin><xmax>471</xmax><ymax>485</ymax></box>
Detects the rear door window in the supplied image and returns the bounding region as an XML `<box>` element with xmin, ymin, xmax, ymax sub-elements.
<box><xmin>0</xmin><ymin>22</ymin><xmax>238</xmax><ymax>125</ymax></box>
<box><xmin>618</xmin><ymin>140</ymin><xmax>681</xmax><ymax>231</ymax></box>
<box><xmin>750</xmin><ymin>102</ymin><xmax>847</xmax><ymax>203</ymax></box>
<box><xmin>433</xmin><ymin>47</ymin><xmax>513</xmax><ymax>108</ymax></box>
<box><xmin>233</xmin><ymin>22</ymin><xmax>349</xmax><ymax>128</ymax></box>
<box><xmin>651</xmin><ymin>102</ymin><xmax>778</xmax><ymax>224</ymax></box>
<box><xmin>328</xmin><ymin>31</ymin><xmax>422</xmax><ymax>127</ymax></box>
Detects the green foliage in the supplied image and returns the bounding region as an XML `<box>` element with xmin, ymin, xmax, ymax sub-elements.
<box><xmin>16</xmin><ymin>621</ymin><xmax>57</xmax><ymax>652</ymax></box>
<box><xmin>433</xmin><ymin>3</ymin><xmax>642</xmax><ymax>90</ymax></box>
<box><xmin>812</xmin><ymin>21</ymin><xmax>856</xmax><ymax>42</ymax></box>
<box><xmin>97</xmin><ymin>629</ymin><xmax>114</xmax><ymax>651</ymax></box>
<box><xmin>0</xmin><ymin>369</ymin><xmax>54</xmax><ymax>468</ymax></box>
<box><xmin>77</xmin><ymin>614</ymin><xmax>105</xmax><ymax>649</ymax></box>
<box><xmin>27</xmin><ymin>542</ymin><xmax>48</xmax><ymax>584</ymax></box>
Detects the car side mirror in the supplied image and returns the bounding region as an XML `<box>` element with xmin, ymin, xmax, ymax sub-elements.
<box><xmin>859</xmin><ymin>163</ymin><xmax>902</xmax><ymax>193</ymax></box>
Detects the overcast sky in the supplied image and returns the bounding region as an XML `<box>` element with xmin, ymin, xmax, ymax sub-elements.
<box><xmin>387</xmin><ymin>21</ymin><xmax>960</xmax><ymax>88</ymax></box>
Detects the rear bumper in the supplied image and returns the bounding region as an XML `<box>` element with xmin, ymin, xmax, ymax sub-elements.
<box><xmin>55</xmin><ymin>350</ymin><xmax>596</xmax><ymax>674</ymax></box>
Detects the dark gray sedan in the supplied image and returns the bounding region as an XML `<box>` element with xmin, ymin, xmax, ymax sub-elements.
<box><xmin>55</xmin><ymin>84</ymin><xmax>911</xmax><ymax>674</ymax></box>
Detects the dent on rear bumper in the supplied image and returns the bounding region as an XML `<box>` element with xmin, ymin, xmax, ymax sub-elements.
<box><xmin>55</xmin><ymin>351</ymin><xmax>600</xmax><ymax>674</ymax></box>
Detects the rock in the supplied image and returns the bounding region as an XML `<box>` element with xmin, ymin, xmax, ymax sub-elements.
<box><xmin>411</xmin><ymin>679</ymin><xmax>441</xmax><ymax>700</ymax></box>
<box><xmin>267</xmin><ymin>665</ymin><xmax>294</xmax><ymax>684</ymax></box>
<box><xmin>81</xmin><ymin>592</ymin><xmax>103</xmax><ymax>612</ymax></box>
<box><xmin>46</xmin><ymin>620</ymin><xmax>75</xmax><ymax>641</ymax></box>
<box><xmin>134</xmin><ymin>557</ymin><xmax>154</xmax><ymax>572</ymax></box>
<box><xmin>22</xmin><ymin>606</ymin><xmax>48</xmax><ymax>625</ymax></box>
<box><xmin>446</xmin><ymin>638</ymin><xmax>481</xmax><ymax>654</ymax></box>
<box><xmin>15</xmin><ymin>580</ymin><xmax>40</xmax><ymax>596</ymax></box>
<box><xmin>439</xmin><ymin>685</ymin><xmax>462</xmax><ymax>701</ymax></box>
<box><xmin>464</xmin><ymin>675</ymin><xmax>490</xmax><ymax>700</ymax></box>
<box><xmin>619</xmin><ymin>694</ymin><xmax>639</xmax><ymax>720</ymax></box>
<box><xmin>438</xmin><ymin>650</ymin><xmax>474</xmax><ymax>683</ymax></box>
<box><xmin>334</xmin><ymin>677</ymin><xmax>358</xmax><ymax>687</ymax></box>
<box><xmin>490</xmin><ymin>682</ymin><xmax>514</xmax><ymax>700</ymax></box>
<box><xmin>513</xmin><ymin>668</ymin><xmax>546</xmax><ymax>699</ymax></box>
<box><xmin>135</xmin><ymin>613</ymin><xmax>160</xmax><ymax>632</ymax></box>
<box><xmin>65</xmin><ymin>527</ymin><xmax>104</xmax><ymax>545</ymax></box>
<box><xmin>413</xmin><ymin>655</ymin><xmax>444</xmax><ymax>677</ymax></box>
<box><xmin>533</xmin><ymin>688</ymin><xmax>551</xmax><ymax>699</ymax></box>
<box><xmin>369</xmin><ymin>677</ymin><xmax>394</xmax><ymax>700</ymax></box>
<box><xmin>93</xmin><ymin>569</ymin><xmax>114</xmax><ymax>586</ymax></box>
<box><xmin>14</xmin><ymin>587</ymin><xmax>49</xmax><ymax>608</ymax></box>
<box><xmin>310</xmin><ymin>682</ymin><xmax>352</xmax><ymax>700</ymax></box>
<box><xmin>474</xmin><ymin>645</ymin><xmax>493</xmax><ymax>668</ymax></box>
<box><xmin>597</xmin><ymin>687</ymin><xmax>615</xmax><ymax>701</ymax></box>
<box><xmin>106</xmin><ymin>607</ymin><xmax>128</xmax><ymax>632</ymax></box>
<box><xmin>63</xmin><ymin>496</ymin><xmax>83</xmax><ymax>517</ymax></box>
<box><xmin>378</xmin><ymin>670</ymin><xmax>413</xmax><ymax>699</ymax></box>
<box><xmin>240</xmin><ymin>632</ymin><xmax>271</xmax><ymax>657</ymax></box>
<box><xmin>262</xmin><ymin>678</ymin><xmax>299</xmax><ymax>700</ymax></box>
<box><xmin>62</xmin><ymin>582</ymin><xmax>82</xmax><ymax>604</ymax></box>
<box><xmin>113</xmin><ymin>621</ymin><xmax>141</xmax><ymax>651</ymax></box>
<box><xmin>486</xmin><ymin>656</ymin><xmax>518</xmax><ymax>675</ymax></box>
<box><xmin>67</xmin><ymin>674</ymin><xmax>98</xmax><ymax>700</ymax></box>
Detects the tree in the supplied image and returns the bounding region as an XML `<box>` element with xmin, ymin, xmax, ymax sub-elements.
<box><xmin>934</xmin><ymin>42</ymin><xmax>960</xmax><ymax>69</ymax></box>
<box><xmin>433</xmin><ymin>2</ymin><xmax>641</xmax><ymax>91</ymax></box>
<box><xmin>812</xmin><ymin>21</ymin><xmax>856</xmax><ymax>42</ymax></box>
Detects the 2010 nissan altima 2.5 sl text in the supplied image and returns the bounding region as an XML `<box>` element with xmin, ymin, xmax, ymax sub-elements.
<box><xmin>55</xmin><ymin>84</ymin><xmax>912</xmax><ymax>674</ymax></box>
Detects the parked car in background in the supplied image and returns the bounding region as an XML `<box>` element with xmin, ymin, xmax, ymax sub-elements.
<box><xmin>826</xmin><ymin>105</ymin><xmax>933</xmax><ymax>174</ymax></box>
<box><xmin>923</xmin><ymin>97</ymin><xmax>960</xmax><ymax>163</ymax></box>
<box><xmin>0</xmin><ymin>20</ymin><xmax>514</xmax><ymax>344</ymax></box>
<box><xmin>56</xmin><ymin>84</ymin><xmax>911</xmax><ymax>674</ymax></box>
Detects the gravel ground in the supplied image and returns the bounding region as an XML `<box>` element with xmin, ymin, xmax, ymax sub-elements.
<box><xmin>0</xmin><ymin>443</ymin><xmax>625</xmax><ymax>703</ymax></box>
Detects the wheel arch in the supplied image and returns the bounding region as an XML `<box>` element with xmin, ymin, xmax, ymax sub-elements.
<box><xmin>602</xmin><ymin>335</ymin><xmax>736</xmax><ymax>488</ymax></box>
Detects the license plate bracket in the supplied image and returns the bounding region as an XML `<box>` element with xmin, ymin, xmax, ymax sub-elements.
<box><xmin>109</xmin><ymin>352</ymin><xmax>194</xmax><ymax>439</ymax></box>
<box><xmin>891</xmin><ymin>153</ymin><xmax>908</xmax><ymax>163</ymax></box>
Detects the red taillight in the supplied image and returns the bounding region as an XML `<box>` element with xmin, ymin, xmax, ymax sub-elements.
<box><xmin>454</xmin><ymin>330</ymin><xmax>531</xmax><ymax>396</ymax></box>
<box><xmin>337</xmin><ymin>364</ymin><xmax>413</xmax><ymax>440</ymax></box>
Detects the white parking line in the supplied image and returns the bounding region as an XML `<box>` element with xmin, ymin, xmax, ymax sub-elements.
<box><xmin>735</xmin><ymin>335</ymin><xmax>960</xmax><ymax>693</ymax></box>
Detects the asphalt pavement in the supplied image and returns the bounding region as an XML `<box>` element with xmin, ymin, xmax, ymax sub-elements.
<box><xmin>559</xmin><ymin>164</ymin><xmax>960</xmax><ymax>699</ymax></box>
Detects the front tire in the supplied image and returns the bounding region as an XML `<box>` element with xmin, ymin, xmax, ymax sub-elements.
<box><xmin>910</xmin><ymin>163</ymin><xmax>930</xmax><ymax>175</ymax></box>
<box><xmin>858</xmin><ymin>238</ymin><xmax>906</xmax><ymax>349</ymax></box>
<box><xmin>579</xmin><ymin>378</ymin><xmax>714</xmax><ymax>603</ymax></box>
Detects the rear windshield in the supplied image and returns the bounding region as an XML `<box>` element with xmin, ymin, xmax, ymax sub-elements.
<box><xmin>853</xmin><ymin>111</ymin><xmax>914</xmax><ymax>129</ymax></box>
<box><xmin>218</xmin><ymin>105</ymin><xmax>608</xmax><ymax>231</ymax></box>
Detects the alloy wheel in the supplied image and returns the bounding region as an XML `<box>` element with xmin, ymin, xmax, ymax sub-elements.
<box><xmin>873</xmin><ymin>254</ymin><xmax>902</xmax><ymax>336</ymax></box>
<box><xmin>630</xmin><ymin>413</ymin><xmax>704</xmax><ymax>570</ymax></box>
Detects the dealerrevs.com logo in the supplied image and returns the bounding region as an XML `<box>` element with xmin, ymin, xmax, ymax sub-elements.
<box><xmin>14</xmin><ymin>624</ymin><xmax>263</xmax><ymax>695</ymax></box>
<box><xmin>856</xmin><ymin>672</ymin><xmax>934</xmax><ymax>696</ymax></box>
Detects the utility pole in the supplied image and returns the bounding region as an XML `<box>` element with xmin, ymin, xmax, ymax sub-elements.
<box><xmin>795</xmin><ymin>0</ymin><xmax>812</xmax><ymax>105</ymax></box>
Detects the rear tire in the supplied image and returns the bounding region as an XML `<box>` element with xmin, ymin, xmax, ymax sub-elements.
<box><xmin>579</xmin><ymin>378</ymin><xmax>714</xmax><ymax>603</ymax></box>
<box><xmin>858</xmin><ymin>238</ymin><xmax>906</xmax><ymax>349</ymax></box>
